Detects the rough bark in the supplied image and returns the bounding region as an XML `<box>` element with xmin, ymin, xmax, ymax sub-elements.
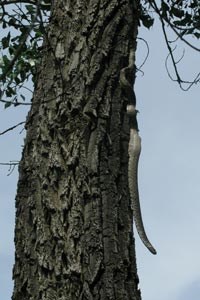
<box><xmin>13</xmin><ymin>0</ymin><xmax>141</xmax><ymax>299</ymax></box>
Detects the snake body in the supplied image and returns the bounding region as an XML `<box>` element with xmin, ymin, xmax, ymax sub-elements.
<box><xmin>120</xmin><ymin>50</ymin><xmax>156</xmax><ymax>255</ymax></box>
<box><xmin>128</xmin><ymin>126</ymin><xmax>156</xmax><ymax>255</ymax></box>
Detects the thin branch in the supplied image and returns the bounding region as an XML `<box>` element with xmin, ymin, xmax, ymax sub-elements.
<box><xmin>0</xmin><ymin>99</ymin><xmax>31</xmax><ymax>105</ymax></box>
<box><xmin>175</xmin><ymin>49</ymin><xmax>185</xmax><ymax>64</ymax></box>
<box><xmin>150</xmin><ymin>0</ymin><xmax>200</xmax><ymax>52</ymax></box>
<box><xmin>148</xmin><ymin>0</ymin><xmax>200</xmax><ymax>90</ymax></box>
<box><xmin>0</xmin><ymin>162</ymin><xmax>19</xmax><ymax>165</ymax></box>
<box><xmin>20</xmin><ymin>85</ymin><xmax>33</xmax><ymax>93</ymax></box>
<box><xmin>169</xmin><ymin>23</ymin><xmax>200</xmax><ymax>52</ymax></box>
<box><xmin>182</xmin><ymin>72</ymin><xmax>200</xmax><ymax>91</ymax></box>
<box><xmin>137</xmin><ymin>37</ymin><xmax>150</xmax><ymax>70</ymax></box>
<box><xmin>165</xmin><ymin>50</ymin><xmax>200</xmax><ymax>90</ymax></box>
<box><xmin>0</xmin><ymin>161</ymin><xmax>19</xmax><ymax>176</ymax></box>
<box><xmin>7</xmin><ymin>164</ymin><xmax>17</xmax><ymax>175</ymax></box>
<box><xmin>12</xmin><ymin>83</ymin><xmax>33</xmax><ymax>94</ymax></box>
<box><xmin>161</xmin><ymin>20</ymin><xmax>182</xmax><ymax>83</ymax></box>
<box><xmin>0</xmin><ymin>1</ymin><xmax>36</xmax><ymax>5</ymax></box>
<box><xmin>165</xmin><ymin>49</ymin><xmax>177</xmax><ymax>82</ymax></box>
<box><xmin>0</xmin><ymin>121</ymin><xmax>25</xmax><ymax>136</ymax></box>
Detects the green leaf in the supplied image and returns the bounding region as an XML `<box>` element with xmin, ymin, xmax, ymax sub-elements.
<box><xmin>25</xmin><ymin>5</ymin><xmax>35</xmax><ymax>14</ymax></box>
<box><xmin>140</xmin><ymin>14</ymin><xmax>154</xmax><ymax>29</ymax></box>
<box><xmin>20</xmin><ymin>94</ymin><xmax>26</xmax><ymax>101</ymax></box>
<box><xmin>174</xmin><ymin>12</ymin><xmax>192</xmax><ymax>26</ymax></box>
<box><xmin>161</xmin><ymin>1</ymin><xmax>169</xmax><ymax>19</ymax></box>
<box><xmin>0</xmin><ymin>0</ymin><xmax>51</xmax><ymax>102</ymax></box>
<box><xmin>189</xmin><ymin>0</ymin><xmax>198</xmax><ymax>9</ymax></box>
<box><xmin>2</xmin><ymin>20</ymin><xmax>7</xmax><ymax>29</ymax></box>
<box><xmin>5</xmin><ymin>86</ymin><xmax>15</xmax><ymax>98</ymax></box>
<box><xmin>4</xmin><ymin>101</ymin><xmax>12</xmax><ymax>109</ymax></box>
<box><xmin>194</xmin><ymin>32</ymin><xmax>200</xmax><ymax>39</ymax></box>
<box><xmin>170</xmin><ymin>7</ymin><xmax>185</xmax><ymax>18</ymax></box>
<box><xmin>2</xmin><ymin>55</ymin><xmax>10</xmax><ymax>66</ymax></box>
<box><xmin>14</xmin><ymin>76</ymin><xmax>21</xmax><ymax>84</ymax></box>
<box><xmin>8</xmin><ymin>18</ymin><xmax>20</xmax><ymax>29</ymax></box>
<box><xmin>2</xmin><ymin>34</ymin><xmax>10</xmax><ymax>49</ymax></box>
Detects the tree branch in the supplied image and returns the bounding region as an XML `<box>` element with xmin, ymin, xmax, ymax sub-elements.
<box><xmin>0</xmin><ymin>161</ymin><xmax>19</xmax><ymax>176</ymax></box>
<box><xmin>0</xmin><ymin>99</ymin><xmax>31</xmax><ymax>106</ymax></box>
<box><xmin>0</xmin><ymin>1</ymin><xmax>36</xmax><ymax>5</ymax></box>
<box><xmin>149</xmin><ymin>0</ymin><xmax>200</xmax><ymax>52</ymax></box>
<box><xmin>137</xmin><ymin>37</ymin><xmax>150</xmax><ymax>70</ymax></box>
<box><xmin>0</xmin><ymin>121</ymin><xmax>25</xmax><ymax>136</ymax></box>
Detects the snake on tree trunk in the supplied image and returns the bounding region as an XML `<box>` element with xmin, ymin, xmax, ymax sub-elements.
<box><xmin>128</xmin><ymin>120</ymin><xmax>156</xmax><ymax>255</ymax></box>
<box><xmin>120</xmin><ymin>50</ymin><xmax>157</xmax><ymax>255</ymax></box>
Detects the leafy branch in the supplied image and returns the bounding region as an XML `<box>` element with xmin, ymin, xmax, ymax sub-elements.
<box><xmin>140</xmin><ymin>0</ymin><xmax>200</xmax><ymax>89</ymax></box>
<box><xmin>0</xmin><ymin>0</ymin><xmax>51</xmax><ymax>108</ymax></box>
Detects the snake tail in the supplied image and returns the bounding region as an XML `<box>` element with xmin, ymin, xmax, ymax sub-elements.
<box><xmin>128</xmin><ymin>128</ymin><xmax>157</xmax><ymax>255</ymax></box>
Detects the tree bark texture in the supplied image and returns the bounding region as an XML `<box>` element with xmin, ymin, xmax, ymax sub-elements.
<box><xmin>13</xmin><ymin>0</ymin><xmax>141</xmax><ymax>299</ymax></box>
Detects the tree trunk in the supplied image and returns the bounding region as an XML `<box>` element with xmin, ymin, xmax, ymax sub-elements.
<box><xmin>13</xmin><ymin>1</ymin><xmax>141</xmax><ymax>299</ymax></box>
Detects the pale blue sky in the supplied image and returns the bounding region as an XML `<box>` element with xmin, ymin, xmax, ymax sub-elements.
<box><xmin>135</xmin><ymin>21</ymin><xmax>200</xmax><ymax>300</ymax></box>
<box><xmin>0</xmin><ymin>17</ymin><xmax>200</xmax><ymax>300</ymax></box>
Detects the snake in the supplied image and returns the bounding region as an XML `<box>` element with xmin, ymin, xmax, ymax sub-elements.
<box><xmin>127</xmin><ymin>119</ymin><xmax>156</xmax><ymax>255</ymax></box>
<box><xmin>120</xmin><ymin>50</ymin><xmax>157</xmax><ymax>255</ymax></box>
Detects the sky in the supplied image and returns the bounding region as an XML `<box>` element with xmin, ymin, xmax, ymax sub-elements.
<box><xmin>135</xmin><ymin>21</ymin><xmax>200</xmax><ymax>300</ymax></box>
<box><xmin>0</xmin><ymin>16</ymin><xmax>200</xmax><ymax>300</ymax></box>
